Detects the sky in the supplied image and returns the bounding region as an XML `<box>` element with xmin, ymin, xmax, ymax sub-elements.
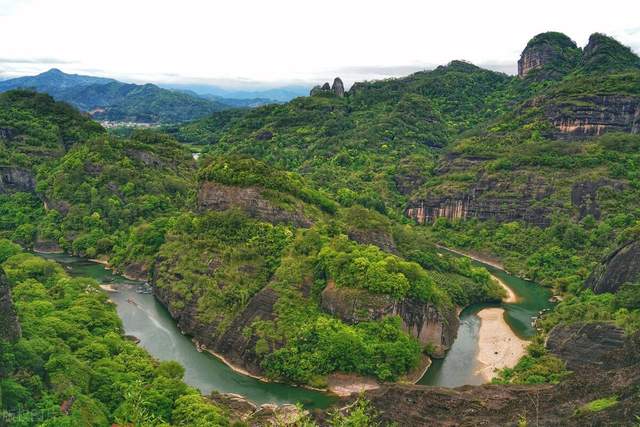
<box><xmin>1</xmin><ymin>0</ymin><xmax>639</xmax><ymax>89</ymax></box>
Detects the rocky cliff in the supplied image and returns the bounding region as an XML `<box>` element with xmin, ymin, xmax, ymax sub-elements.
<box><xmin>0</xmin><ymin>166</ymin><xmax>36</xmax><ymax>193</ymax></box>
<box><xmin>327</xmin><ymin>323</ymin><xmax>640</xmax><ymax>426</ymax></box>
<box><xmin>320</xmin><ymin>282</ymin><xmax>458</xmax><ymax>356</ymax></box>
<box><xmin>585</xmin><ymin>240</ymin><xmax>640</xmax><ymax>293</ymax></box>
<box><xmin>153</xmin><ymin>271</ymin><xmax>279</xmax><ymax>376</ymax></box>
<box><xmin>197</xmin><ymin>181</ymin><xmax>312</xmax><ymax>228</ymax></box>
<box><xmin>210</xmin><ymin>285</ymin><xmax>280</xmax><ymax>375</ymax></box>
<box><xmin>310</xmin><ymin>77</ymin><xmax>345</xmax><ymax>97</ymax></box>
<box><xmin>517</xmin><ymin>31</ymin><xmax>638</xmax><ymax>80</ymax></box>
<box><xmin>546</xmin><ymin>322</ymin><xmax>626</xmax><ymax>371</ymax></box>
<box><xmin>571</xmin><ymin>179</ymin><xmax>625</xmax><ymax>220</ymax></box>
<box><xmin>406</xmin><ymin>173</ymin><xmax>554</xmax><ymax>227</ymax></box>
<box><xmin>0</xmin><ymin>268</ymin><xmax>21</xmax><ymax>342</ymax></box>
<box><xmin>517</xmin><ymin>32</ymin><xmax>580</xmax><ymax>79</ymax></box>
<box><xmin>545</xmin><ymin>95</ymin><xmax>640</xmax><ymax>138</ymax></box>
<box><xmin>331</xmin><ymin>78</ymin><xmax>345</xmax><ymax>97</ymax></box>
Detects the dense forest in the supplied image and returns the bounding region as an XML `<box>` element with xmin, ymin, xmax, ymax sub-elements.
<box><xmin>1</xmin><ymin>30</ymin><xmax>640</xmax><ymax>425</ymax></box>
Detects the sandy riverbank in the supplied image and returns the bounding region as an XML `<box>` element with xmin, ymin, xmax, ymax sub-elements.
<box><xmin>492</xmin><ymin>274</ymin><xmax>519</xmax><ymax>303</ymax></box>
<box><xmin>475</xmin><ymin>308</ymin><xmax>527</xmax><ymax>381</ymax></box>
<box><xmin>99</xmin><ymin>284</ymin><xmax>119</xmax><ymax>292</ymax></box>
<box><xmin>89</xmin><ymin>258</ymin><xmax>111</xmax><ymax>267</ymax></box>
<box><xmin>202</xmin><ymin>345</ymin><xmax>333</xmax><ymax>394</ymax></box>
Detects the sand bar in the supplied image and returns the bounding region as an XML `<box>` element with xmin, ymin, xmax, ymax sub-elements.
<box><xmin>99</xmin><ymin>284</ymin><xmax>118</xmax><ymax>292</ymax></box>
<box><xmin>492</xmin><ymin>274</ymin><xmax>519</xmax><ymax>303</ymax></box>
<box><xmin>475</xmin><ymin>308</ymin><xmax>527</xmax><ymax>381</ymax></box>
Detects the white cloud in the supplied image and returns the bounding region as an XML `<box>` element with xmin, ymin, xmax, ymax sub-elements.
<box><xmin>0</xmin><ymin>0</ymin><xmax>638</xmax><ymax>87</ymax></box>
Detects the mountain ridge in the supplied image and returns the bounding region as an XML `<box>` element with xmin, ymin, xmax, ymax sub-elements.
<box><xmin>0</xmin><ymin>69</ymin><xmax>267</xmax><ymax>123</ymax></box>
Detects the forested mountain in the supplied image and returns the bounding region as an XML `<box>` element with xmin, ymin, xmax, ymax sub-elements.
<box><xmin>170</xmin><ymin>61</ymin><xmax>521</xmax><ymax>214</ymax></box>
<box><xmin>0</xmin><ymin>68</ymin><xmax>114</xmax><ymax>92</ymax></box>
<box><xmin>0</xmin><ymin>69</ymin><xmax>238</xmax><ymax>124</ymax></box>
<box><xmin>1</xmin><ymin>31</ymin><xmax>640</xmax><ymax>426</ymax></box>
<box><xmin>0</xmin><ymin>86</ymin><xmax>503</xmax><ymax>426</ymax></box>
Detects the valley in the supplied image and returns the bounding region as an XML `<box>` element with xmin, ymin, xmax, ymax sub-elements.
<box><xmin>0</xmin><ymin>28</ymin><xmax>639</xmax><ymax>426</ymax></box>
<box><xmin>35</xmin><ymin>247</ymin><xmax>548</xmax><ymax>405</ymax></box>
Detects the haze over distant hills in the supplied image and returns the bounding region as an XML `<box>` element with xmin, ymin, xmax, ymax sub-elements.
<box><xmin>159</xmin><ymin>83</ymin><xmax>311</xmax><ymax>103</ymax></box>
<box><xmin>0</xmin><ymin>69</ymin><xmax>300</xmax><ymax>123</ymax></box>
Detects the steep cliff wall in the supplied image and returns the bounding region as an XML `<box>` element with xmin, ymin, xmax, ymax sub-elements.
<box><xmin>152</xmin><ymin>263</ymin><xmax>279</xmax><ymax>376</ymax></box>
<box><xmin>197</xmin><ymin>181</ymin><xmax>312</xmax><ymax>228</ymax></box>
<box><xmin>546</xmin><ymin>95</ymin><xmax>640</xmax><ymax>138</ymax></box>
<box><xmin>0</xmin><ymin>268</ymin><xmax>21</xmax><ymax>342</ymax></box>
<box><xmin>0</xmin><ymin>166</ymin><xmax>36</xmax><ymax>193</ymax></box>
<box><xmin>546</xmin><ymin>322</ymin><xmax>626</xmax><ymax>370</ymax></box>
<box><xmin>585</xmin><ymin>240</ymin><xmax>640</xmax><ymax>293</ymax></box>
<box><xmin>517</xmin><ymin>32</ymin><xmax>580</xmax><ymax>79</ymax></box>
<box><xmin>320</xmin><ymin>282</ymin><xmax>458</xmax><ymax>356</ymax></box>
<box><xmin>406</xmin><ymin>175</ymin><xmax>553</xmax><ymax>227</ymax></box>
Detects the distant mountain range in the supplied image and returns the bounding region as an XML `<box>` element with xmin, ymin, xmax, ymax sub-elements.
<box><xmin>160</xmin><ymin>83</ymin><xmax>311</xmax><ymax>103</ymax></box>
<box><xmin>0</xmin><ymin>69</ymin><xmax>288</xmax><ymax>123</ymax></box>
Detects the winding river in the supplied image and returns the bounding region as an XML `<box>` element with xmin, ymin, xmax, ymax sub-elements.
<box><xmin>37</xmin><ymin>250</ymin><xmax>552</xmax><ymax>407</ymax></box>
<box><xmin>419</xmin><ymin>251</ymin><xmax>553</xmax><ymax>386</ymax></box>
<box><xmin>38</xmin><ymin>253</ymin><xmax>335</xmax><ymax>409</ymax></box>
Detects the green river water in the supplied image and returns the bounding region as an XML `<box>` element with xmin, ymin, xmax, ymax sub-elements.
<box><xmin>419</xmin><ymin>253</ymin><xmax>554</xmax><ymax>386</ymax></box>
<box><xmin>38</xmin><ymin>250</ymin><xmax>552</xmax><ymax>407</ymax></box>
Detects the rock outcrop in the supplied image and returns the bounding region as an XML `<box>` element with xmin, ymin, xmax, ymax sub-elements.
<box><xmin>33</xmin><ymin>240</ymin><xmax>63</xmax><ymax>253</ymax></box>
<box><xmin>571</xmin><ymin>179</ymin><xmax>625</xmax><ymax>220</ymax></box>
<box><xmin>346</xmin><ymin>227</ymin><xmax>397</xmax><ymax>254</ymax></box>
<box><xmin>123</xmin><ymin>262</ymin><xmax>149</xmax><ymax>281</ymax></box>
<box><xmin>211</xmin><ymin>286</ymin><xmax>280</xmax><ymax>374</ymax></box>
<box><xmin>546</xmin><ymin>322</ymin><xmax>626</xmax><ymax>371</ymax></box>
<box><xmin>153</xmin><ymin>272</ymin><xmax>280</xmax><ymax>376</ymax></box>
<box><xmin>310</xmin><ymin>77</ymin><xmax>345</xmax><ymax>97</ymax></box>
<box><xmin>0</xmin><ymin>127</ymin><xmax>15</xmax><ymax>140</ymax></box>
<box><xmin>331</xmin><ymin>78</ymin><xmax>345</xmax><ymax>97</ymax></box>
<box><xmin>326</xmin><ymin>327</ymin><xmax>640</xmax><ymax>426</ymax></box>
<box><xmin>585</xmin><ymin>240</ymin><xmax>640</xmax><ymax>293</ymax></box>
<box><xmin>0</xmin><ymin>268</ymin><xmax>21</xmax><ymax>342</ymax></box>
<box><xmin>197</xmin><ymin>181</ymin><xmax>312</xmax><ymax>227</ymax></box>
<box><xmin>406</xmin><ymin>174</ymin><xmax>553</xmax><ymax>227</ymax></box>
<box><xmin>210</xmin><ymin>392</ymin><xmax>307</xmax><ymax>426</ymax></box>
<box><xmin>546</xmin><ymin>95</ymin><xmax>640</xmax><ymax>138</ymax></box>
<box><xmin>0</xmin><ymin>167</ymin><xmax>36</xmax><ymax>193</ymax></box>
<box><xmin>320</xmin><ymin>282</ymin><xmax>458</xmax><ymax>356</ymax></box>
<box><xmin>518</xmin><ymin>32</ymin><xmax>580</xmax><ymax>79</ymax></box>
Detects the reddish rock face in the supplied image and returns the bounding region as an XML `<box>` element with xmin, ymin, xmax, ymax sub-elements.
<box><xmin>516</xmin><ymin>32</ymin><xmax>580</xmax><ymax>79</ymax></box>
<box><xmin>405</xmin><ymin>175</ymin><xmax>554</xmax><ymax>227</ymax></box>
<box><xmin>546</xmin><ymin>95</ymin><xmax>640</xmax><ymax>138</ymax></box>
<box><xmin>518</xmin><ymin>42</ymin><xmax>558</xmax><ymax>78</ymax></box>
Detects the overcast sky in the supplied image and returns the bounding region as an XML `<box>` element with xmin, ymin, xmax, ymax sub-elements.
<box><xmin>1</xmin><ymin>0</ymin><xmax>639</xmax><ymax>89</ymax></box>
